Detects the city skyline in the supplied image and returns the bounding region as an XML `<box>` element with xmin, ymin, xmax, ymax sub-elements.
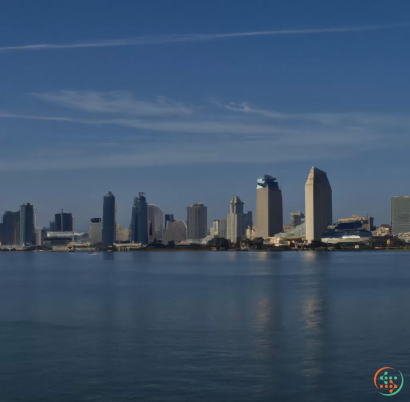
<box><xmin>0</xmin><ymin>170</ymin><xmax>406</xmax><ymax>233</ymax></box>
<box><xmin>1</xmin><ymin>1</ymin><xmax>410</xmax><ymax>229</ymax></box>
<box><xmin>1</xmin><ymin>166</ymin><xmax>410</xmax><ymax>246</ymax></box>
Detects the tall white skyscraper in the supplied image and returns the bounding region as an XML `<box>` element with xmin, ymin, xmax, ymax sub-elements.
<box><xmin>227</xmin><ymin>196</ymin><xmax>246</xmax><ymax>244</ymax></box>
<box><xmin>305</xmin><ymin>167</ymin><xmax>332</xmax><ymax>242</ymax></box>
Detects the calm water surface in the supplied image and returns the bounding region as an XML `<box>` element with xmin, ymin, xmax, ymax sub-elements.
<box><xmin>0</xmin><ymin>251</ymin><xmax>409</xmax><ymax>401</ymax></box>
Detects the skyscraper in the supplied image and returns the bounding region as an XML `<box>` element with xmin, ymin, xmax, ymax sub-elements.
<box><xmin>244</xmin><ymin>211</ymin><xmax>253</xmax><ymax>229</ymax></box>
<box><xmin>218</xmin><ymin>218</ymin><xmax>227</xmax><ymax>238</ymax></box>
<box><xmin>131</xmin><ymin>192</ymin><xmax>148</xmax><ymax>244</ymax></box>
<box><xmin>305</xmin><ymin>167</ymin><xmax>332</xmax><ymax>243</ymax></box>
<box><xmin>89</xmin><ymin>218</ymin><xmax>102</xmax><ymax>245</ymax></box>
<box><xmin>1</xmin><ymin>212</ymin><xmax>14</xmax><ymax>245</ymax></box>
<box><xmin>54</xmin><ymin>210</ymin><xmax>74</xmax><ymax>232</ymax></box>
<box><xmin>227</xmin><ymin>196</ymin><xmax>246</xmax><ymax>243</ymax></box>
<box><xmin>19</xmin><ymin>203</ymin><xmax>35</xmax><ymax>246</ymax></box>
<box><xmin>186</xmin><ymin>202</ymin><xmax>207</xmax><ymax>239</ymax></box>
<box><xmin>148</xmin><ymin>204</ymin><xmax>163</xmax><ymax>243</ymax></box>
<box><xmin>255</xmin><ymin>175</ymin><xmax>283</xmax><ymax>238</ymax></box>
<box><xmin>13</xmin><ymin>211</ymin><xmax>20</xmax><ymax>244</ymax></box>
<box><xmin>1</xmin><ymin>211</ymin><xmax>20</xmax><ymax>245</ymax></box>
<box><xmin>102</xmin><ymin>192</ymin><xmax>116</xmax><ymax>245</ymax></box>
<box><xmin>391</xmin><ymin>196</ymin><xmax>410</xmax><ymax>235</ymax></box>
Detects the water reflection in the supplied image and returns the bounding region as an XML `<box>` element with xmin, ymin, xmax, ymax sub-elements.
<box><xmin>256</xmin><ymin>252</ymin><xmax>283</xmax><ymax>261</ymax></box>
<box><xmin>301</xmin><ymin>261</ymin><xmax>327</xmax><ymax>396</ymax></box>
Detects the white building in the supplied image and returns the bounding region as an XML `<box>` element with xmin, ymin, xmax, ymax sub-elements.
<box><xmin>305</xmin><ymin>167</ymin><xmax>332</xmax><ymax>243</ymax></box>
<box><xmin>227</xmin><ymin>196</ymin><xmax>246</xmax><ymax>244</ymax></box>
<box><xmin>89</xmin><ymin>218</ymin><xmax>102</xmax><ymax>245</ymax></box>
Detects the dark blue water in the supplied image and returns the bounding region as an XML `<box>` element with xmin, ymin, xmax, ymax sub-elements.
<box><xmin>0</xmin><ymin>251</ymin><xmax>409</xmax><ymax>401</ymax></box>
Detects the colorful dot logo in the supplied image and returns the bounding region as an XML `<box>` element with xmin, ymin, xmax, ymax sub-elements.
<box><xmin>374</xmin><ymin>367</ymin><xmax>403</xmax><ymax>396</ymax></box>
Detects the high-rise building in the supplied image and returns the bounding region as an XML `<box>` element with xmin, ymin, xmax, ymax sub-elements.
<box><xmin>218</xmin><ymin>218</ymin><xmax>227</xmax><ymax>238</ymax></box>
<box><xmin>290</xmin><ymin>211</ymin><xmax>305</xmax><ymax>228</ymax></box>
<box><xmin>164</xmin><ymin>214</ymin><xmax>175</xmax><ymax>229</ymax></box>
<box><xmin>255</xmin><ymin>175</ymin><xmax>283</xmax><ymax>238</ymax></box>
<box><xmin>186</xmin><ymin>202</ymin><xmax>207</xmax><ymax>239</ymax></box>
<box><xmin>19</xmin><ymin>203</ymin><xmax>35</xmax><ymax>246</ymax></box>
<box><xmin>244</xmin><ymin>211</ymin><xmax>253</xmax><ymax>229</ymax></box>
<box><xmin>227</xmin><ymin>196</ymin><xmax>246</xmax><ymax>243</ymax></box>
<box><xmin>54</xmin><ymin>210</ymin><xmax>74</xmax><ymax>232</ymax></box>
<box><xmin>210</xmin><ymin>218</ymin><xmax>228</xmax><ymax>238</ymax></box>
<box><xmin>89</xmin><ymin>218</ymin><xmax>102</xmax><ymax>245</ymax></box>
<box><xmin>391</xmin><ymin>196</ymin><xmax>410</xmax><ymax>235</ymax></box>
<box><xmin>131</xmin><ymin>192</ymin><xmax>148</xmax><ymax>244</ymax></box>
<box><xmin>305</xmin><ymin>167</ymin><xmax>332</xmax><ymax>242</ymax></box>
<box><xmin>148</xmin><ymin>204</ymin><xmax>163</xmax><ymax>243</ymax></box>
<box><xmin>1</xmin><ymin>211</ymin><xmax>20</xmax><ymax>245</ymax></box>
<box><xmin>49</xmin><ymin>221</ymin><xmax>56</xmax><ymax>231</ymax></box>
<box><xmin>13</xmin><ymin>211</ymin><xmax>20</xmax><ymax>245</ymax></box>
<box><xmin>102</xmin><ymin>192</ymin><xmax>116</xmax><ymax>245</ymax></box>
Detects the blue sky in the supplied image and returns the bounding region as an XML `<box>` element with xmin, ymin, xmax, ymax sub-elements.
<box><xmin>1</xmin><ymin>0</ymin><xmax>410</xmax><ymax>230</ymax></box>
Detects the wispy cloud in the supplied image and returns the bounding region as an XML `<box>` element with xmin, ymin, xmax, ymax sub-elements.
<box><xmin>225</xmin><ymin>102</ymin><xmax>410</xmax><ymax>127</ymax></box>
<box><xmin>0</xmin><ymin>137</ymin><xmax>372</xmax><ymax>172</ymax></box>
<box><xmin>0</xmin><ymin>105</ymin><xmax>386</xmax><ymax>145</ymax></box>
<box><xmin>1</xmin><ymin>91</ymin><xmax>407</xmax><ymax>171</ymax></box>
<box><xmin>31</xmin><ymin>91</ymin><xmax>192</xmax><ymax>117</ymax></box>
<box><xmin>0</xmin><ymin>24</ymin><xmax>408</xmax><ymax>53</ymax></box>
<box><xmin>0</xmin><ymin>111</ymin><xmax>290</xmax><ymax>135</ymax></box>
<box><xmin>0</xmin><ymin>112</ymin><xmax>75</xmax><ymax>122</ymax></box>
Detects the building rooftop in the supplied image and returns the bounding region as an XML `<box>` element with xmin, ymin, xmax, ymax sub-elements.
<box><xmin>230</xmin><ymin>196</ymin><xmax>243</xmax><ymax>203</ymax></box>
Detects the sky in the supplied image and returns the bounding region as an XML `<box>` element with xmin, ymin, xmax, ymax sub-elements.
<box><xmin>1</xmin><ymin>0</ymin><xmax>410</xmax><ymax>230</ymax></box>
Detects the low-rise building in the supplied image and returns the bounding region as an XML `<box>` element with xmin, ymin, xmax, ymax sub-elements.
<box><xmin>116</xmin><ymin>225</ymin><xmax>130</xmax><ymax>242</ymax></box>
<box><xmin>337</xmin><ymin>214</ymin><xmax>375</xmax><ymax>231</ymax></box>
<box><xmin>373</xmin><ymin>224</ymin><xmax>392</xmax><ymax>236</ymax></box>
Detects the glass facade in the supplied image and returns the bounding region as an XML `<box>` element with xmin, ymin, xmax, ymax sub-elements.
<box><xmin>391</xmin><ymin>196</ymin><xmax>410</xmax><ymax>235</ymax></box>
<box><xmin>19</xmin><ymin>203</ymin><xmax>35</xmax><ymax>246</ymax></box>
<box><xmin>2</xmin><ymin>211</ymin><xmax>20</xmax><ymax>245</ymax></box>
<box><xmin>102</xmin><ymin>192</ymin><xmax>116</xmax><ymax>245</ymax></box>
<box><xmin>131</xmin><ymin>192</ymin><xmax>148</xmax><ymax>244</ymax></box>
<box><xmin>55</xmin><ymin>212</ymin><xmax>74</xmax><ymax>232</ymax></box>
